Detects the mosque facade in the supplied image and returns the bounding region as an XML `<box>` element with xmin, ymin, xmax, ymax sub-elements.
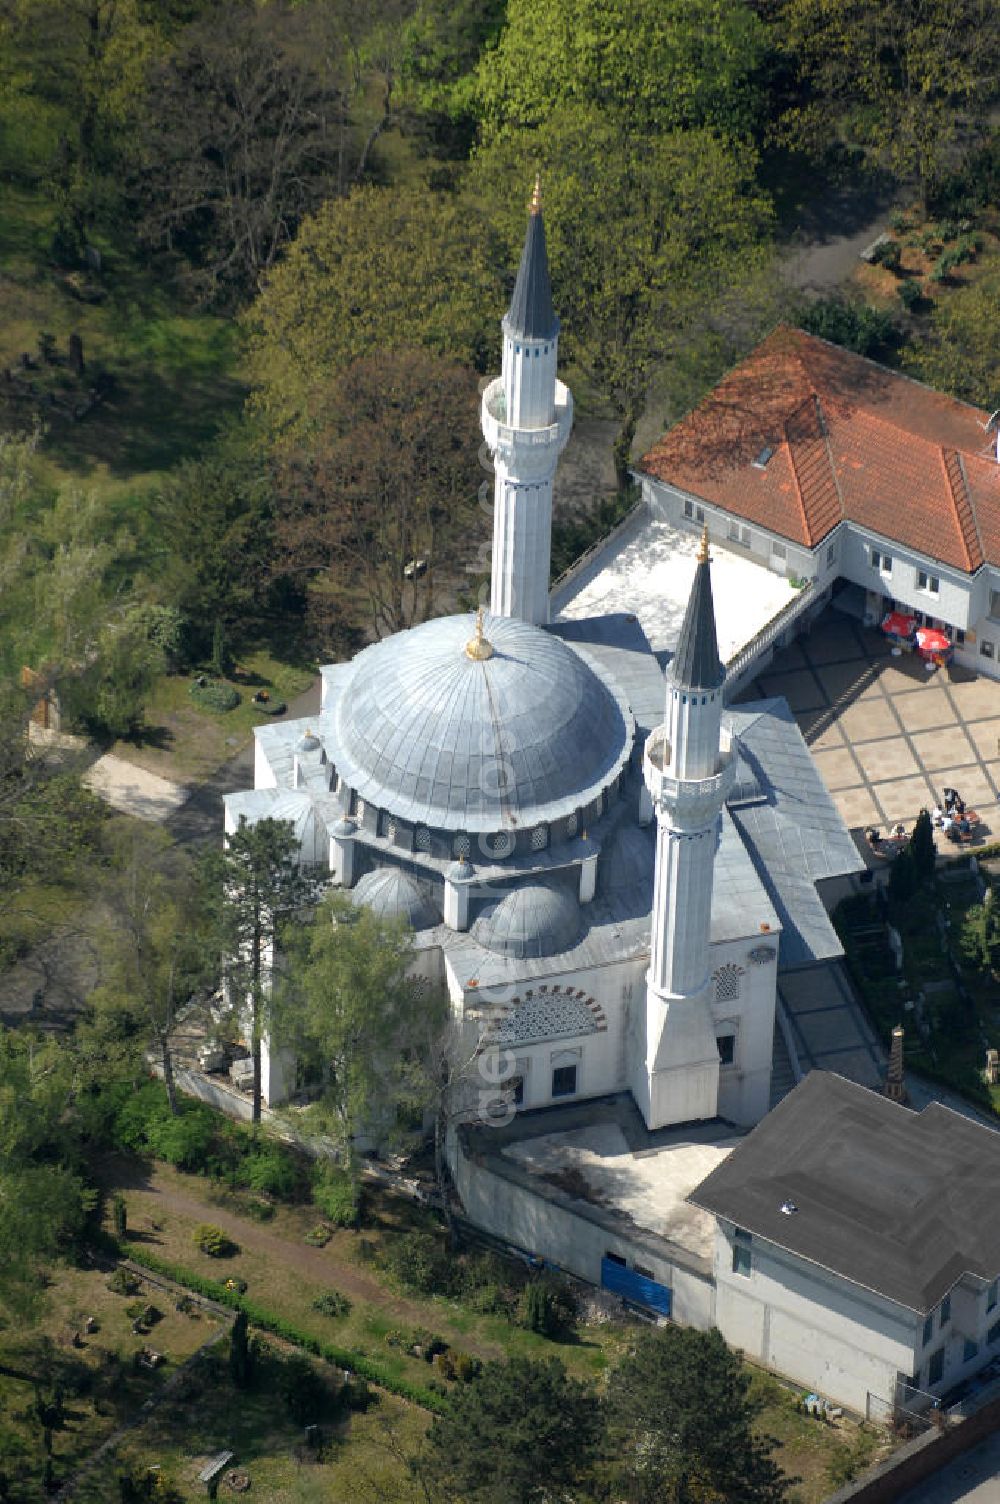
<box><xmin>224</xmin><ymin>190</ymin><xmax>859</xmax><ymax>1137</ymax></box>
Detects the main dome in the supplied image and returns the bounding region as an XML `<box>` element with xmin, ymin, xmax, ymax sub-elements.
<box><xmin>326</xmin><ymin>612</ymin><xmax>634</xmax><ymax>834</ymax></box>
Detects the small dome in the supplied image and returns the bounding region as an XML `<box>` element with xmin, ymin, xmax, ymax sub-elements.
<box><xmin>601</xmin><ymin>824</ymin><xmax>655</xmax><ymax>894</ymax></box>
<box><xmin>352</xmin><ymin>867</ymin><xmax>440</xmax><ymax>931</ymax></box>
<box><xmin>473</xmin><ymin>881</ymin><xmax>582</xmax><ymax>959</ymax></box>
<box><xmin>447</xmin><ymin>859</ymin><xmax>475</xmax><ymax>882</ymax></box>
<box><xmin>297</xmin><ymin>730</ymin><xmax>322</xmax><ymax>753</ymax></box>
<box><xmin>331</xmin><ymin>816</ymin><xmax>356</xmax><ymax>838</ymax></box>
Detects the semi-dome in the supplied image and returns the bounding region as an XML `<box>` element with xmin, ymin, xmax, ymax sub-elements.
<box><xmin>352</xmin><ymin>867</ymin><xmax>440</xmax><ymax>931</ymax></box>
<box><xmin>327</xmin><ymin>612</ymin><xmax>633</xmax><ymax>835</ymax></box>
<box><xmin>473</xmin><ymin>881</ymin><xmax>582</xmax><ymax>959</ymax></box>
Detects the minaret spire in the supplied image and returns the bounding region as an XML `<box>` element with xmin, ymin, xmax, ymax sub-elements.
<box><xmin>481</xmin><ymin>180</ymin><xmax>572</xmax><ymax>625</ymax></box>
<box><xmin>634</xmin><ymin>545</ymin><xmax>737</xmax><ymax>1129</ymax></box>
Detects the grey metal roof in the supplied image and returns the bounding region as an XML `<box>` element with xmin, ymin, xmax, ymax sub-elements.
<box><xmin>670</xmin><ymin>555</ymin><xmax>725</xmax><ymax>691</ymax></box>
<box><xmin>505</xmin><ymin>208</ymin><xmax>558</xmax><ymax>341</ymax></box>
<box><xmin>725</xmin><ymin>699</ymin><xmax>864</xmax><ymax>968</ymax></box>
<box><xmin>328</xmin><ymin>611</ymin><xmax>634</xmax><ymax>834</ymax></box>
<box><xmin>352</xmin><ymin>866</ymin><xmax>440</xmax><ymax>930</ymax></box>
<box><xmin>548</xmin><ymin>612</ymin><xmax>665</xmax><ymax>737</ymax></box>
<box><xmin>689</xmin><ymin>1070</ymin><xmax>1000</xmax><ymax>1313</ymax></box>
<box><xmin>473</xmin><ymin>879</ymin><xmax>583</xmax><ymax>960</ymax></box>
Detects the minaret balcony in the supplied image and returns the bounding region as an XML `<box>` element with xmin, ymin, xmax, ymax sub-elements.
<box><xmin>481</xmin><ymin>377</ymin><xmax>573</xmax><ymax>457</ymax></box>
<box><xmin>643</xmin><ymin>724</ymin><xmax>738</xmax><ymax>826</ymax></box>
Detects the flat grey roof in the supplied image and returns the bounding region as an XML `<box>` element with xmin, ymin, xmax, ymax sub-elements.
<box><xmin>689</xmin><ymin>1070</ymin><xmax>1000</xmax><ymax>1313</ymax></box>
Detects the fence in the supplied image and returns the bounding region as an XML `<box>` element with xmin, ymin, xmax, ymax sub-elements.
<box><xmin>724</xmin><ymin>578</ymin><xmax>822</xmax><ymax>700</ymax></box>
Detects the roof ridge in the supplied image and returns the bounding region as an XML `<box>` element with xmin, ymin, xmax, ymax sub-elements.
<box><xmin>782</xmin><ymin>396</ymin><xmax>813</xmax><ymax>542</ymax></box>
<box><xmin>943</xmin><ymin>447</ymin><xmax>984</xmax><ymax>571</ymax></box>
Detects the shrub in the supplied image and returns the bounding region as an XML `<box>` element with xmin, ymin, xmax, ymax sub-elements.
<box><xmin>193</xmin><ymin>1224</ymin><xmax>238</xmax><ymax>1258</ymax></box>
<box><xmin>243</xmin><ymin>1143</ymin><xmax>299</xmax><ymax>1199</ymax></box>
<box><xmin>888</xmin><ymin>210</ymin><xmax>907</xmax><ymax>233</ymax></box>
<box><xmin>870</xmin><ymin>237</ymin><xmax>902</xmax><ymax>272</ymax></box>
<box><xmin>107</xmin><ymin>1268</ymin><xmax>141</xmax><ymax>1296</ymax></box>
<box><xmin>147</xmin><ymin>1104</ymin><xmax>218</xmax><ymax>1173</ymax></box>
<box><xmin>312</xmin><ymin>1291</ymin><xmax>351</xmax><ymax>1319</ymax></box>
<box><xmin>518</xmin><ymin>1275</ymin><xmax>577</xmax><ymax>1340</ymax></box>
<box><xmin>798</xmin><ymin>297</ymin><xmax>895</xmax><ymax>357</ymax></box>
<box><xmin>189</xmin><ymin>677</ymin><xmax>240</xmax><ymax>713</ymax></box>
<box><xmin>343</xmin><ymin>1375</ymin><xmax>372</xmax><ymax>1412</ymax></box>
<box><xmin>898</xmin><ymin>278</ymin><xmax>922</xmax><ymax>312</ymax></box>
<box><xmin>311</xmin><ymin>1164</ymin><xmax>360</xmax><ymax>1228</ymax></box>
<box><xmin>381</xmin><ymin>1230</ymin><xmax>457</xmax><ymax>1297</ymax></box>
<box><xmin>452</xmin><ymin>1351</ymin><xmax>482</xmax><ymax>1383</ymax></box>
<box><xmin>305</xmin><ymin>1224</ymin><xmax>331</xmax><ymax>1247</ymax></box>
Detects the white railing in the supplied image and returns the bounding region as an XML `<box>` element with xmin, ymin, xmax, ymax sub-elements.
<box><xmin>724</xmin><ymin>578</ymin><xmax>819</xmax><ymax>699</ymax></box>
<box><xmin>480</xmin><ymin>377</ymin><xmax>573</xmax><ymax>451</ymax></box>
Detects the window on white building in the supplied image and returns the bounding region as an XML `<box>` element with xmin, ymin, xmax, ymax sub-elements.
<box><xmin>928</xmin><ymin>1348</ymin><xmax>945</xmax><ymax>1385</ymax></box>
<box><xmin>732</xmin><ymin>1228</ymin><xmax>752</xmax><ymax>1277</ymax></box>
<box><xmin>714</xmin><ymin>964</ymin><xmax>744</xmax><ymax>1002</ymax></box>
<box><xmin>922</xmin><ymin>1314</ymin><xmax>934</xmax><ymax>1347</ymax></box>
<box><xmin>551</xmin><ymin>1064</ymin><xmax>577</xmax><ymax>1098</ymax></box>
<box><xmin>728</xmin><ymin>520</ymin><xmax>740</xmax><ymax>542</ymax></box>
<box><xmin>964</xmin><ymin>1338</ymin><xmax>979</xmax><ymax>1363</ymax></box>
<box><xmin>917</xmin><ymin>569</ymin><xmax>940</xmax><ymax>596</ymax></box>
<box><xmin>990</xmin><ymin>590</ymin><xmax>1000</xmax><ymax>621</ymax></box>
<box><xmin>717</xmin><ymin>1034</ymin><xmax>736</xmax><ymax>1066</ymax></box>
<box><xmin>683</xmin><ymin>500</ymin><xmax>705</xmax><ymax>523</ymax></box>
<box><xmin>827</xmin><ymin>542</ymin><xmax>836</xmax><ymax>565</ymax></box>
<box><xmin>871</xmin><ymin>548</ymin><xmax>893</xmax><ymax>575</ymax></box>
<box><xmin>981</xmin><ymin>640</ymin><xmax>995</xmax><ymax>659</ymax></box>
<box><xmin>940</xmin><ymin>1294</ymin><xmax>951</xmax><ymax>1327</ymax></box>
<box><xmin>771</xmin><ymin>540</ymin><xmax>786</xmax><ymax>560</ymax></box>
<box><xmin>741</xmin><ymin>526</ymin><xmax>752</xmax><ymax>547</ymax></box>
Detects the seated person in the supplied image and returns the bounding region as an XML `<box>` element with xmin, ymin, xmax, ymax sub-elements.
<box><xmin>957</xmin><ymin>817</ymin><xmax>972</xmax><ymax>836</ymax></box>
<box><xmin>941</xmin><ymin>813</ymin><xmax>954</xmax><ymax>834</ymax></box>
<box><xmin>954</xmin><ymin>797</ymin><xmax>966</xmax><ymax>816</ymax></box>
<box><xmin>893</xmin><ymin>823</ymin><xmax>907</xmax><ymax>840</ymax></box>
<box><xmin>943</xmin><ymin>787</ymin><xmax>959</xmax><ymax>810</ymax></box>
<box><xmin>946</xmin><ymin>822</ymin><xmax>962</xmax><ymax>842</ymax></box>
<box><xmin>931</xmin><ymin>805</ymin><xmax>944</xmax><ymax>826</ymax></box>
<box><xmin>866</xmin><ymin>826</ymin><xmax>881</xmax><ymax>849</ymax></box>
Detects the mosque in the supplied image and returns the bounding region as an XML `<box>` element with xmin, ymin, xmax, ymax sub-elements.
<box><xmin>223</xmin><ymin>187</ymin><xmax>859</xmax><ymax>1137</ymax></box>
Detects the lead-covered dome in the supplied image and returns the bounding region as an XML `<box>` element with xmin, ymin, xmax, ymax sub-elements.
<box><xmin>327</xmin><ymin>612</ymin><xmax>633</xmax><ymax>834</ymax></box>
<box><xmin>352</xmin><ymin>867</ymin><xmax>440</xmax><ymax>930</ymax></box>
<box><xmin>473</xmin><ymin>881</ymin><xmax>582</xmax><ymax>959</ymax></box>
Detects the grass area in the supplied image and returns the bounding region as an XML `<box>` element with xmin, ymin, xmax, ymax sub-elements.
<box><xmin>96</xmin><ymin>1153</ymin><xmax>895</xmax><ymax>1502</ymax></box>
<box><xmin>111</xmin><ymin>649</ymin><xmax>317</xmax><ymax>784</ymax></box>
<box><xmin>0</xmin><ymin>182</ymin><xmax>246</xmax><ymax>499</ymax></box>
<box><xmin>0</xmin><ymin>1262</ymin><xmax>224</xmax><ymax>1500</ymax></box>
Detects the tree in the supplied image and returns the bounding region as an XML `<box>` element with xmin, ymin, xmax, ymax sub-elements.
<box><xmin>889</xmin><ymin>847</ymin><xmax>918</xmax><ymax>904</ymax></box>
<box><xmin>209</xmin><ymin>817</ymin><xmax>320</xmax><ymax>1127</ymax></box>
<box><xmin>274</xmin><ymin>348</ymin><xmax>483</xmax><ymax>641</ymax></box>
<box><xmin>421</xmin><ymin>1356</ymin><xmax>603</xmax><ymax>1504</ymax></box>
<box><xmin>0</xmin><ymin>1028</ymin><xmax>90</xmax><ymax>1321</ymax></box>
<box><xmin>472</xmin><ymin>111</ymin><xmax>772</xmax><ymax>486</ymax></box>
<box><xmin>134</xmin><ymin>1</ymin><xmax>357</xmax><ymax>304</ymax></box>
<box><xmin>608</xmin><ymin>1325</ymin><xmax>790</xmax><ymax>1504</ymax></box>
<box><xmin>243</xmin><ymin>186</ymin><xmax>504</xmax><ymax>446</ymax></box>
<box><xmin>910</xmin><ymin>809</ymin><xmax>937</xmax><ymax>886</ymax></box>
<box><xmin>398</xmin><ymin>0</ymin><xmax>506</xmax><ymax>157</ymax></box>
<box><xmin>796</xmin><ymin>296</ymin><xmax>895</xmax><ymax>357</ymax></box>
<box><xmin>476</xmin><ymin>0</ymin><xmax>768</xmax><ymax>142</ymax></box>
<box><xmin>776</xmin><ymin>0</ymin><xmax>1000</xmax><ymax>203</ymax></box>
<box><xmin>280</xmin><ymin>890</ymin><xmax>439</xmax><ymax>1161</ymax></box>
<box><xmin>902</xmin><ymin>263</ymin><xmax>1000</xmax><ymax>407</ymax></box>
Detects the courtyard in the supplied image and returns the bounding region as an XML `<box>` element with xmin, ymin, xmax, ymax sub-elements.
<box><xmin>739</xmin><ymin>608</ymin><xmax>1000</xmax><ymax>840</ymax></box>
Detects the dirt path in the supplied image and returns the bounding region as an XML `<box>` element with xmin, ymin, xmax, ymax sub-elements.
<box><xmin>115</xmin><ymin>1159</ymin><xmax>445</xmax><ymax>1328</ymax></box>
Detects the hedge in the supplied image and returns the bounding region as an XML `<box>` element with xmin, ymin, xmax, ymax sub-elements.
<box><xmin>115</xmin><ymin>1240</ymin><xmax>446</xmax><ymax>1413</ymax></box>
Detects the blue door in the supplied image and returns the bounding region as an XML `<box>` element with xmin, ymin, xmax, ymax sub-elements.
<box><xmin>601</xmin><ymin>1256</ymin><xmax>672</xmax><ymax>1316</ymax></box>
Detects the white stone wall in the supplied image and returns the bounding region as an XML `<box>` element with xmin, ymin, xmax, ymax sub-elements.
<box><xmin>710</xmin><ymin>937</ymin><xmax>777</xmax><ymax>1128</ymax></box>
<box><xmin>451</xmin><ymin>1134</ymin><xmax>716</xmax><ymax>1329</ymax></box>
<box><xmin>713</xmin><ymin>1220</ymin><xmax>920</xmax><ymax>1413</ymax></box>
<box><xmin>643</xmin><ymin>478</ymin><xmax>818</xmax><ymax>585</ymax></box>
<box><xmin>841</xmin><ymin>527</ymin><xmax>975</xmax><ymax>630</ymax></box>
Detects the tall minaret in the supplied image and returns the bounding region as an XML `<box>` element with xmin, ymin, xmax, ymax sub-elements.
<box><xmin>481</xmin><ymin>179</ymin><xmax>573</xmax><ymax>625</ymax></box>
<box><xmin>636</xmin><ymin>529</ymin><xmax>738</xmax><ymax>1129</ymax></box>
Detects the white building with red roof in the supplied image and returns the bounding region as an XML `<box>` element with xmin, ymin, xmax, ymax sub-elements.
<box><xmin>637</xmin><ymin>326</ymin><xmax>1000</xmax><ymax>679</ymax></box>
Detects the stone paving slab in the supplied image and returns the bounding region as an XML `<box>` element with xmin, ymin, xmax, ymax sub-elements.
<box><xmin>838</xmin><ymin>697</ymin><xmax>899</xmax><ymax>743</ymax></box>
<box><xmin>832</xmin><ymin>786</ymin><xmax>882</xmax><ymax>827</ymax></box>
<box><xmin>758</xmin><ymin>669</ymin><xmax>827</xmax><ymax>713</ymax></box>
<box><xmin>948</xmin><ymin>678</ymin><xmax>1000</xmax><ymax>720</ymax></box>
<box><xmin>811</xmin><ymin>746</ymin><xmax>864</xmax><ymax>791</ymax></box>
<box><xmin>814</xmin><ymin>660</ymin><xmax>882</xmax><ymax>704</ymax></box>
<box><xmin>910</xmin><ymin>725</ymin><xmax>978</xmax><ymax>773</ymax></box>
<box><xmin>890</xmin><ymin>687</ymin><xmax>955</xmax><ymax>731</ymax></box>
<box><xmin>854</xmin><ymin>739</ymin><xmax>919</xmax><ymax>783</ymax></box>
<box><xmin>966</xmin><ymin>717</ymin><xmax>1000</xmax><ymax>761</ymax></box>
<box><xmin>873</xmin><ymin>772</ymin><xmax>936</xmax><ymax>821</ymax></box>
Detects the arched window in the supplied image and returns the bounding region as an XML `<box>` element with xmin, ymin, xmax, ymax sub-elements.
<box><xmin>713</xmin><ymin>963</ymin><xmax>745</xmax><ymax>1003</ymax></box>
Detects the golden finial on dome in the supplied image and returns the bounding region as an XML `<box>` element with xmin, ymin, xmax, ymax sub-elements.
<box><xmin>465</xmin><ymin>605</ymin><xmax>494</xmax><ymax>661</ymax></box>
<box><xmin>697</xmin><ymin>524</ymin><xmax>711</xmax><ymax>564</ymax></box>
<box><xmin>530</xmin><ymin>174</ymin><xmax>542</xmax><ymax>215</ymax></box>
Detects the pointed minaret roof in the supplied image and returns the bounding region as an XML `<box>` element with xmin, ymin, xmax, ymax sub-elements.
<box><xmin>670</xmin><ymin>527</ymin><xmax>726</xmax><ymax>690</ymax></box>
<box><xmin>505</xmin><ymin>176</ymin><xmax>559</xmax><ymax>341</ymax></box>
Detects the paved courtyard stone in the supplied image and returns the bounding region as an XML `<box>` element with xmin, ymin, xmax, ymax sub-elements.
<box><xmin>798</xmin><ymin>711</ymin><xmax>846</xmax><ymax>750</ymax></box>
<box><xmin>812</xmin><ymin>746</ymin><xmax>864</xmax><ymax>791</ymax></box>
<box><xmin>832</xmin><ymin>786</ymin><xmax>882</xmax><ymax>827</ymax></box>
<box><xmin>873</xmin><ymin>772</ymin><xmax>936</xmax><ymax>822</ymax></box>
<box><xmin>890</xmin><ymin>688</ymin><xmax>955</xmax><ymax>732</ymax></box>
<box><xmin>838</xmin><ymin>698</ymin><xmax>900</xmax><ymax>742</ymax></box>
<box><xmin>965</xmin><ymin>717</ymin><xmax>1000</xmax><ymax>761</ymax></box>
<box><xmin>757</xmin><ymin>669</ymin><xmax>827</xmax><ymax>713</ymax></box>
<box><xmin>948</xmin><ymin>678</ymin><xmax>1000</xmax><ymax>721</ymax></box>
<box><xmin>854</xmin><ymin>739</ymin><xmax>919</xmax><ymax>783</ymax></box>
<box><xmin>909</xmin><ymin>725</ymin><xmax>978</xmax><ymax>773</ymax></box>
<box><xmin>814</xmin><ymin>660</ymin><xmax>882</xmax><ymax>705</ymax></box>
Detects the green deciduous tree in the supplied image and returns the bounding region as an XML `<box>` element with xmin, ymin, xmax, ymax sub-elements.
<box><xmin>473</xmin><ymin>111</ymin><xmax>773</xmax><ymax>487</ymax></box>
<box><xmin>281</xmin><ymin>890</ymin><xmax>440</xmax><ymax>1161</ymax></box>
<box><xmin>477</xmin><ymin>0</ymin><xmax>768</xmax><ymax>142</ymax></box>
<box><xmin>208</xmin><ymin>817</ymin><xmax>320</xmax><ymax>1127</ymax></box>
<box><xmin>608</xmin><ymin>1325</ymin><xmax>790</xmax><ymax>1504</ymax></box>
<box><xmin>274</xmin><ymin>347</ymin><xmax>482</xmax><ymax>641</ymax></box>
<box><xmin>243</xmin><ymin>186</ymin><xmax>504</xmax><ymax>445</ymax></box>
<box><xmin>776</xmin><ymin>0</ymin><xmax>1000</xmax><ymax>202</ymax></box>
<box><xmin>902</xmin><ymin>263</ymin><xmax>1000</xmax><ymax>406</ymax></box>
<box><xmin>421</xmin><ymin>1355</ymin><xmax>603</xmax><ymax>1504</ymax></box>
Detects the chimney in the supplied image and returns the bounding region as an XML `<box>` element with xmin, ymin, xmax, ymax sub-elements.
<box><xmin>884</xmin><ymin>1025</ymin><xmax>907</xmax><ymax>1104</ymax></box>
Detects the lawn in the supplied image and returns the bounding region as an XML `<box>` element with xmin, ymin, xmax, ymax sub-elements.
<box><xmin>0</xmin><ymin>1261</ymin><xmax>225</xmax><ymax>1501</ymax></box>
<box><xmin>110</xmin><ymin>650</ymin><xmax>318</xmax><ymax>785</ymax></box>
<box><xmin>96</xmin><ymin>1153</ymin><xmax>895</xmax><ymax>1501</ymax></box>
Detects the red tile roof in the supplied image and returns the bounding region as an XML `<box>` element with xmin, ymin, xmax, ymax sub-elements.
<box><xmin>638</xmin><ymin>326</ymin><xmax>1000</xmax><ymax>573</ymax></box>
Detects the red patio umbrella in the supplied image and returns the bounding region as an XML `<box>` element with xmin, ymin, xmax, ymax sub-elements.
<box><xmin>915</xmin><ymin>627</ymin><xmax>951</xmax><ymax>655</ymax></box>
<box><xmin>882</xmin><ymin>610</ymin><xmax>916</xmax><ymax>638</ymax></box>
